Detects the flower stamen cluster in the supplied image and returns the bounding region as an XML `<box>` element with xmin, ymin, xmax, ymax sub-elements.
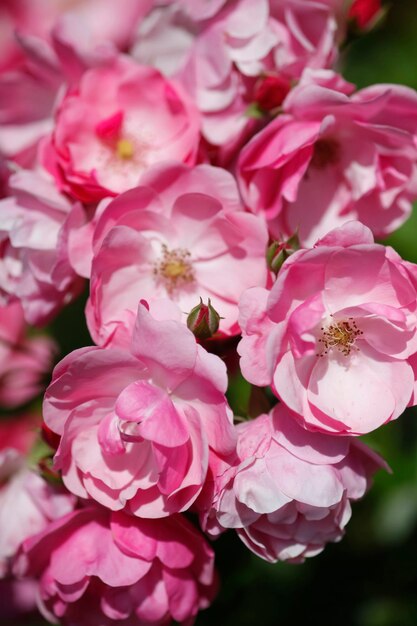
<box><xmin>317</xmin><ymin>316</ymin><xmax>363</xmax><ymax>357</ymax></box>
<box><xmin>153</xmin><ymin>244</ymin><xmax>195</xmax><ymax>294</ymax></box>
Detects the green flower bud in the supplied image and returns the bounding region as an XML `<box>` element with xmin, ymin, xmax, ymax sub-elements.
<box><xmin>187</xmin><ymin>298</ymin><xmax>221</xmax><ymax>340</ymax></box>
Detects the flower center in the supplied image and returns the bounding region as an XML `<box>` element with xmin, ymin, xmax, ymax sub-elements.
<box><xmin>311</xmin><ymin>138</ymin><xmax>340</xmax><ymax>169</ymax></box>
<box><xmin>116</xmin><ymin>138</ymin><xmax>135</xmax><ymax>160</ymax></box>
<box><xmin>316</xmin><ymin>317</ymin><xmax>363</xmax><ymax>357</ymax></box>
<box><xmin>154</xmin><ymin>245</ymin><xmax>195</xmax><ymax>294</ymax></box>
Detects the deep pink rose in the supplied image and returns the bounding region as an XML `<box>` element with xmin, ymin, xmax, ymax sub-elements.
<box><xmin>202</xmin><ymin>404</ymin><xmax>386</xmax><ymax>563</ymax></box>
<box><xmin>44</xmin><ymin>302</ymin><xmax>235</xmax><ymax>517</ymax></box>
<box><xmin>86</xmin><ymin>163</ymin><xmax>269</xmax><ymax>344</ymax></box>
<box><xmin>0</xmin><ymin>303</ymin><xmax>55</xmax><ymax>407</ymax></box>
<box><xmin>238</xmin><ymin>71</ymin><xmax>417</xmax><ymax>244</ymax></box>
<box><xmin>42</xmin><ymin>55</ymin><xmax>200</xmax><ymax>203</ymax></box>
<box><xmin>238</xmin><ymin>222</ymin><xmax>417</xmax><ymax>435</ymax></box>
<box><xmin>15</xmin><ymin>506</ymin><xmax>217</xmax><ymax>626</ymax></box>
<box><xmin>0</xmin><ymin>170</ymin><xmax>83</xmax><ymax>325</ymax></box>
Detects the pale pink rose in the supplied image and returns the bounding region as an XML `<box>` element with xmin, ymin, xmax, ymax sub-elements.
<box><xmin>132</xmin><ymin>3</ymin><xmax>199</xmax><ymax>77</ymax></box>
<box><xmin>134</xmin><ymin>0</ymin><xmax>338</xmax><ymax>158</ymax></box>
<box><xmin>15</xmin><ymin>505</ymin><xmax>217</xmax><ymax>626</ymax></box>
<box><xmin>161</xmin><ymin>0</ymin><xmax>228</xmax><ymax>21</ymax></box>
<box><xmin>51</xmin><ymin>0</ymin><xmax>153</xmax><ymax>75</ymax></box>
<box><xmin>0</xmin><ymin>170</ymin><xmax>84</xmax><ymax>325</ymax></box>
<box><xmin>85</xmin><ymin>163</ymin><xmax>269</xmax><ymax>344</ymax></box>
<box><xmin>202</xmin><ymin>405</ymin><xmax>386</xmax><ymax>563</ymax></box>
<box><xmin>0</xmin><ymin>424</ymin><xmax>74</xmax><ymax>577</ymax></box>
<box><xmin>0</xmin><ymin>41</ymin><xmax>60</xmax><ymax>167</ymax></box>
<box><xmin>0</xmin><ymin>302</ymin><xmax>55</xmax><ymax>407</ymax></box>
<box><xmin>238</xmin><ymin>222</ymin><xmax>417</xmax><ymax>435</ymax></box>
<box><xmin>44</xmin><ymin>302</ymin><xmax>235</xmax><ymax>518</ymax></box>
<box><xmin>42</xmin><ymin>55</ymin><xmax>200</xmax><ymax>203</ymax></box>
<box><xmin>0</xmin><ymin>0</ymin><xmax>153</xmax><ymax>75</ymax></box>
<box><xmin>175</xmin><ymin>0</ymin><xmax>337</xmax><ymax>150</ymax></box>
<box><xmin>238</xmin><ymin>71</ymin><xmax>417</xmax><ymax>245</ymax></box>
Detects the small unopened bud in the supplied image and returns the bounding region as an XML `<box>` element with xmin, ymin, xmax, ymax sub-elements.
<box><xmin>266</xmin><ymin>231</ymin><xmax>300</xmax><ymax>274</ymax></box>
<box><xmin>348</xmin><ymin>0</ymin><xmax>384</xmax><ymax>31</ymax></box>
<box><xmin>187</xmin><ymin>298</ymin><xmax>221</xmax><ymax>340</ymax></box>
<box><xmin>253</xmin><ymin>74</ymin><xmax>291</xmax><ymax>112</ymax></box>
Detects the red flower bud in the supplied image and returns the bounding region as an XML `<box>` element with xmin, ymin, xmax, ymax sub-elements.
<box><xmin>253</xmin><ymin>75</ymin><xmax>291</xmax><ymax>112</ymax></box>
<box><xmin>348</xmin><ymin>0</ymin><xmax>382</xmax><ymax>30</ymax></box>
<box><xmin>187</xmin><ymin>298</ymin><xmax>221</xmax><ymax>340</ymax></box>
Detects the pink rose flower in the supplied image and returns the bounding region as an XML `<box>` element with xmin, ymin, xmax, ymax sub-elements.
<box><xmin>42</xmin><ymin>55</ymin><xmax>200</xmax><ymax>203</ymax></box>
<box><xmin>0</xmin><ymin>170</ymin><xmax>84</xmax><ymax>325</ymax></box>
<box><xmin>0</xmin><ymin>46</ymin><xmax>59</xmax><ymax>168</ymax></box>
<box><xmin>238</xmin><ymin>71</ymin><xmax>417</xmax><ymax>244</ymax></box>
<box><xmin>0</xmin><ymin>0</ymin><xmax>62</xmax><ymax>74</ymax></box>
<box><xmin>202</xmin><ymin>405</ymin><xmax>386</xmax><ymax>563</ymax></box>
<box><xmin>238</xmin><ymin>222</ymin><xmax>417</xmax><ymax>435</ymax></box>
<box><xmin>44</xmin><ymin>302</ymin><xmax>235</xmax><ymax>517</ymax></box>
<box><xmin>0</xmin><ymin>303</ymin><xmax>55</xmax><ymax>407</ymax></box>
<box><xmin>15</xmin><ymin>506</ymin><xmax>217</xmax><ymax>626</ymax></box>
<box><xmin>134</xmin><ymin>0</ymin><xmax>338</xmax><ymax>158</ymax></box>
<box><xmin>86</xmin><ymin>163</ymin><xmax>269</xmax><ymax>344</ymax></box>
<box><xmin>176</xmin><ymin>0</ymin><xmax>338</xmax><ymax>149</ymax></box>
<box><xmin>51</xmin><ymin>0</ymin><xmax>153</xmax><ymax>73</ymax></box>
<box><xmin>160</xmin><ymin>0</ymin><xmax>228</xmax><ymax>22</ymax></box>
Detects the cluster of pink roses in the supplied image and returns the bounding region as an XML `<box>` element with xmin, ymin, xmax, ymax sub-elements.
<box><xmin>0</xmin><ymin>0</ymin><xmax>416</xmax><ymax>625</ymax></box>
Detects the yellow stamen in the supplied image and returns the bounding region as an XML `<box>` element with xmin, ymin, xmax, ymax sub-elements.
<box><xmin>116</xmin><ymin>138</ymin><xmax>135</xmax><ymax>160</ymax></box>
<box><xmin>316</xmin><ymin>316</ymin><xmax>363</xmax><ymax>357</ymax></box>
<box><xmin>154</xmin><ymin>245</ymin><xmax>195</xmax><ymax>294</ymax></box>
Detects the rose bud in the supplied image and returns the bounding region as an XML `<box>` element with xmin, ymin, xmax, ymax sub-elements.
<box><xmin>266</xmin><ymin>231</ymin><xmax>300</xmax><ymax>274</ymax></box>
<box><xmin>187</xmin><ymin>298</ymin><xmax>221</xmax><ymax>340</ymax></box>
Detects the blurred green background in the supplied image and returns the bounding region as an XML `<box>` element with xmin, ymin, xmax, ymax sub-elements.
<box><xmin>9</xmin><ymin>1</ymin><xmax>417</xmax><ymax>625</ymax></box>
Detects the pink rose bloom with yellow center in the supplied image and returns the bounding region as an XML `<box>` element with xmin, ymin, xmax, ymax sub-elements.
<box><xmin>86</xmin><ymin>162</ymin><xmax>269</xmax><ymax>345</ymax></box>
<box><xmin>42</xmin><ymin>55</ymin><xmax>201</xmax><ymax>203</ymax></box>
<box><xmin>238</xmin><ymin>221</ymin><xmax>417</xmax><ymax>435</ymax></box>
